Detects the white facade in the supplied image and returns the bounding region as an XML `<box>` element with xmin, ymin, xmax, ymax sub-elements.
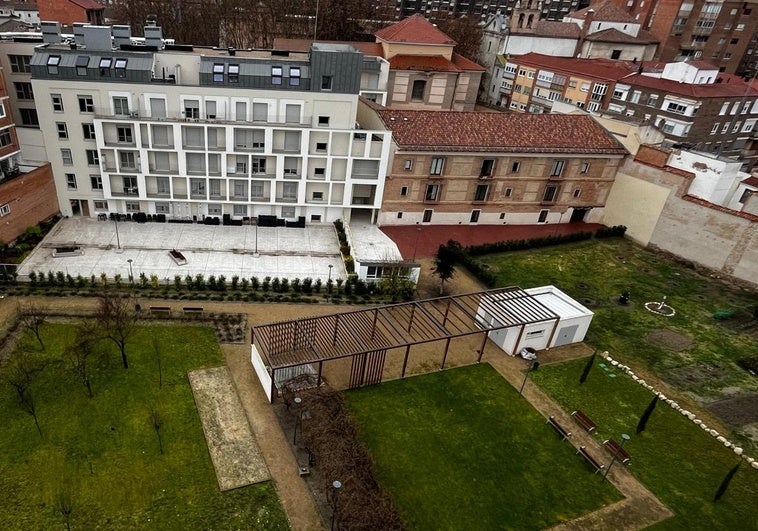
<box><xmin>667</xmin><ymin>149</ymin><xmax>748</xmax><ymax>206</ymax></box>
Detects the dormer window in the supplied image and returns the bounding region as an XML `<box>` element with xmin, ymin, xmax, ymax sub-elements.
<box><xmin>114</xmin><ymin>58</ymin><xmax>127</xmax><ymax>78</ymax></box>
<box><xmin>228</xmin><ymin>64</ymin><xmax>239</xmax><ymax>83</ymax></box>
<box><xmin>213</xmin><ymin>63</ymin><xmax>224</xmax><ymax>82</ymax></box>
<box><xmin>76</xmin><ymin>55</ymin><xmax>89</xmax><ymax>76</ymax></box>
<box><xmin>99</xmin><ymin>58</ymin><xmax>111</xmax><ymax>68</ymax></box>
<box><xmin>290</xmin><ymin>66</ymin><xmax>301</xmax><ymax>86</ymax></box>
<box><xmin>271</xmin><ymin>66</ymin><xmax>283</xmax><ymax>85</ymax></box>
<box><xmin>47</xmin><ymin>55</ymin><xmax>60</xmax><ymax>75</ymax></box>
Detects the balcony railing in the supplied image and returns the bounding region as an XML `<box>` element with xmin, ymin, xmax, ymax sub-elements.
<box><xmin>94</xmin><ymin>108</ymin><xmax>313</xmax><ymax>126</ymax></box>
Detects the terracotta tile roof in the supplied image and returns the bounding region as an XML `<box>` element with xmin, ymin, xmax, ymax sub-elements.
<box><xmin>514</xmin><ymin>53</ymin><xmax>635</xmax><ymax>81</ymax></box>
<box><xmin>534</xmin><ymin>20</ymin><xmax>582</xmax><ymax>38</ymax></box>
<box><xmin>375</xmin><ymin>110</ymin><xmax>627</xmax><ymax>154</ymax></box>
<box><xmin>683</xmin><ymin>195</ymin><xmax>758</xmax><ymax>222</ymax></box>
<box><xmin>272</xmin><ymin>38</ymin><xmax>384</xmax><ymax>56</ymax></box>
<box><xmin>389</xmin><ymin>54</ymin><xmax>461</xmax><ymax>72</ymax></box>
<box><xmin>375</xmin><ymin>14</ymin><xmax>456</xmax><ymax>46</ymax></box>
<box><xmin>452</xmin><ymin>53</ymin><xmax>486</xmax><ymax>71</ymax></box>
<box><xmin>568</xmin><ymin>0</ymin><xmax>638</xmax><ymax>23</ymax></box>
<box><xmin>742</xmin><ymin>176</ymin><xmax>758</xmax><ymax>188</ymax></box>
<box><xmin>625</xmin><ymin>73</ymin><xmax>758</xmax><ymax>98</ymax></box>
<box><xmin>584</xmin><ymin>27</ymin><xmax>658</xmax><ymax>44</ymax></box>
<box><xmin>69</xmin><ymin>0</ymin><xmax>104</xmax><ymax>9</ymax></box>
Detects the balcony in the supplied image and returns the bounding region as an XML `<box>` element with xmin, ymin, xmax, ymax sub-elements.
<box><xmin>146</xmin><ymin>191</ymin><xmax>171</xmax><ymax>199</ymax></box>
<box><xmin>112</xmin><ymin>187</ymin><xmax>139</xmax><ymax>197</ymax></box>
<box><xmin>275</xmin><ymin>196</ymin><xmax>298</xmax><ymax>203</ymax></box>
<box><xmin>148</xmin><ymin>166</ymin><xmax>177</xmax><ymax>174</ymax></box>
<box><xmin>190</xmin><ymin>191</ymin><xmax>207</xmax><ymax>200</ymax></box>
<box><xmin>351</xmin><ymin>196</ymin><xmax>375</xmax><ymax>205</ymax></box>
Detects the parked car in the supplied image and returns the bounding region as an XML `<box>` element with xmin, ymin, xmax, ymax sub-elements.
<box><xmin>518</xmin><ymin>347</ymin><xmax>538</xmax><ymax>360</ymax></box>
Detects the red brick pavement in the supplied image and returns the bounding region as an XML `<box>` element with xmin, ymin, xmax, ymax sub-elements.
<box><xmin>381</xmin><ymin>222</ymin><xmax>604</xmax><ymax>259</ymax></box>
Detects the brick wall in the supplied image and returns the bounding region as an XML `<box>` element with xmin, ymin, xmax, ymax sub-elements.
<box><xmin>0</xmin><ymin>163</ymin><xmax>59</xmax><ymax>243</ymax></box>
<box><xmin>37</xmin><ymin>0</ymin><xmax>99</xmax><ymax>26</ymax></box>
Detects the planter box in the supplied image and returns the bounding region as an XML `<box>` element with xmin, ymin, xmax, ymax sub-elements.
<box><xmin>169</xmin><ymin>249</ymin><xmax>188</xmax><ymax>265</ymax></box>
<box><xmin>52</xmin><ymin>246</ymin><xmax>83</xmax><ymax>258</ymax></box>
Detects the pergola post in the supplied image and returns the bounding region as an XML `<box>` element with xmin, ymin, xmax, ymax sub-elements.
<box><xmin>408</xmin><ymin>304</ymin><xmax>416</xmax><ymax>332</ymax></box>
<box><xmin>440</xmin><ymin>337</ymin><xmax>452</xmax><ymax>370</ymax></box>
<box><xmin>371</xmin><ymin>308</ymin><xmax>379</xmax><ymax>340</ymax></box>
<box><xmin>270</xmin><ymin>368</ymin><xmax>277</xmax><ymax>403</ymax></box>
<box><xmin>477</xmin><ymin>331</ymin><xmax>488</xmax><ymax>362</ymax></box>
<box><xmin>332</xmin><ymin>314</ymin><xmax>340</xmax><ymax>346</ymax></box>
<box><xmin>317</xmin><ymin>360</ymin><xmax>323</xmax><ymax>386</ymax></box>
<box><xmin>401</xmin><ymin>344</ymin><xmax>411</xmax><ymax>377</ymax></box>
<box><xmin>442</xmin><ymin>299</ymin><xmax>452</xmax><ymax>327</ymax></box>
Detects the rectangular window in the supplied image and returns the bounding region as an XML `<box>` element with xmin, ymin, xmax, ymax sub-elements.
<box><xmin>234</xmin><ymin>204</ymin><xmax>247</xmax><ymax>216</ymax></box>
<box><xmin>117</xmin><ymin>126</ymin><xmax>133</xmax><ymax>143</ymax></box>
<box><xmin>580</xmin><ymin>162</ymin><xmax>590</xmax><ymax>173</ymax></box>
<box><xmin>87</xmin><ymin>149</ymin><xmax>100</xmax><ymax>166</ymax></box>
<box><xmin>285</xmin><ymin>104</ymin><xmax>301</xmax><ymax>124</ymax></box>
<box><xmin>251</xmin><ymin>182</ymin><xmax>264</xmax><ymax>198</ymax></box>
<box><xmin>157</xmin><ymin>177</ymin><xmax>170</xmax><ymax>194</ymax></box>
<box><xmin>666</xmin><ymin>102</ymin><xmax>687</xmax><ymax>115</ymax></box>
<box><xmin>510</xmin><ymin>162</ymin><xmax>521</xmax><ymax>173</ymax></box>
<box><xmin>228</xmin><ymin>64</ymin><xmax>239</xmax><ymax>83</ymax></box>
<box><xmin>20</xmin><ymin>108</ymin><xmax>39</xmax><ymax>126</ymax></box>
<box><xmin>543</xmin><ymin>185</ymin><xmax>559</xmax><ymax>202</ymax></box>
<box><xmin>538</xmin><ymin>209</ymin><xmax>548</xmax><ymax>223</ymax></box>
<box><xmin>321</xmin><ymin>75</ymin><xmax>333</xmax><ymax>90</ymax></box>
<box><xmin>213</xmin><ymin>63</ymin><xmax>224</xmax><ymax>82</ymax></box>
<box><xmin>56</xmin><ymin>122</ymin><xmax>68</xmax><ymax>139</ymax></box>
<box><xmin>397</xmin><ymin>212</ymin><xmax>403</xmax><ymax>219</ymax></box>
<box><xmin>474</xmin><ymin>184</ymin><xmax>489</xmax><ymax>202</ymax></box>
<box><xmin>184</xmin><ymin>100</ymin><xmax>200</xmax><ymax>119</ymax></box>
<box><xmin>125</xmin><ymin>202</ymin><xmax>140</xmax><ymax>213</ymax></box>
<box><xmin>156</xmin><ymin>202</ymin><xmax>170</xmax><ymax>214</ymax></box>
<box><xmin>47</xmin><ymin>55</ymin><xmax>61</xmax><ymax>75</ymax></box>
<box><xmin>66</xmin><ymin>173</ymin><xmax>77</xmax><ymax>190</ymax></box>
<box><xmin>113</xmin><ymin>96</ymin><xmax>129</xmax><ymax>115</ymax></box>
<box><xmin>318</xmin><ymin>116</ymin><xmax>330</xmax><ymax>126</ymax></box>
<box><xmin>470</xmin><ymin>210</ymin><xmax>481</xmax><ymax>223</ymax></box>
<box><xmin>9</xmin><ymin>54</ymin><xmax>31</xmax><ymax>73</ymax></box>
<box><xmin>61</xmin><ymin>148</ymin><xmax>73</xmax><ymax>165</ymax></box>
<box><xmin>271</xmin><ymin>66</ymin><xmax>283</xmax><ymax>85</ymax></box>
<box><xmin>423</xmin><ymin>209</ymin><xmax>433</xmax><ymax>222</ymax></box>
<box><xmin>315</xmin><ymin>142</ymin><xmax>327</xmax><ymax>152</ymax></box>
<box><xmin>480</xmin><ymin>159</ymin><xmax>495</xmax><ymax>178</ymax></box>
<box><xmin>647</xmin><ymin>95</ymin><xmax>659</xmax><ymax>106</ymax></box>
<box><xmin>14</xmin><ymin>82</ymin><xmax>33</xmax><ymax>100</ymax></box>
<box><xmin>711</xmin><ymin>123</ymin><xmax>720</xmax><ymax>134</ymax></box>
<box><xmin>0</xmin><ymin>129</ymin><xmax>11</xmax><ymax>147</ymax></box>
<box><xmin>252</xmin><ymin>103</ymin><xmax>267</xmax><ymax>122</ymax></box>
<box><xmin>573</xmin><ymin>188</ymin><xmax>581</xmax><ymax>198</ymax></box>
<box><xmin>504</xmin><ymin>187</ymin><xmax>513</xmax><ymax>197</ymax></box>
<box><xmin>0</xmin><ymin>203</ymin><xmax>9</xmax><ymax>216</ymax></box>
<box><xmin>99</xmin><ymin>58</ymin><xmax>112</xmax><ymax>69</ymax></box>
<box><xmin>425</xmin><ymin>183</ymin><xmax>441</xmax><ymax>202</ymax></box>
<box><xmin>76</xmin><ymin>55</ymin><xmax>89</xmax><ymax>76</ymax></box>
<box><xmin>722</xmin><ymin>124</ymin><xmax>729</xmax><ymax>133</ymax></box>
<box><xmin>550</xmin><ymin>160</ymin><xmax>565</xmax><ymax>177</ymax></box>
<box><xmin>51</xmin><ymin>94</ymin><xmax>64</xmax><ymax>112</ymax></box>
<box><xmin>400</xmin><ymin>186</ymin><xmax>408</xmax><ymax>196</ymax></box>
<box><xmin>430</xmin><ymin>157</ymin><xmax>444</xmax><ymax>175</ymax></box>
<box><xmin>90</xmin><ymin>175</ymin><xmax>103</xmax><ymax>190</ymax></box>
<box><xmin>412</xmin><ymin>79</ymin><xmax>426</xmax><ymax>100</ymax></box>
<box><xmin>312</xmin><ymin>191</ymin><xmax>324</xmax><ymax>201</ymax></box>
<box><xmin>93</xmin><ymin>200</ymin><xmax>108</xmax><ymax>211</ymax></box>
<box><xmin>314</xmin><ymin>167</ymin><xmax>326</xmax><ymax>177</ymax></box>
<box><xmin>114</xmin><ymin>58</ymin><xmax>127</xmax><ymax>78</ymax></box>
<box><xmin>289</xmin><ymin>66</ymin><xmax>300</xmax><ymax>86</ymax></box>
<box><xmin>732</xmin><ymin>121</ymin><xmax>741</xmax><ymax>133</ymax></box>
<box><xmin>82</xmin><ymin>123</ymin><xmax>96</xmax><ymax>140</ymax></box>
<box><xmin>282</xmin><ymin>182</ymin><xmax>298</xmax><ymax>199</ymax></box>
<box><xmin>78</xmin><ymin>95</ymin><xmax>94</xmax><ymax>113</ymax></box>
<box><xmin>401</xmin><ymin>160</ymin><xmax>412</xmax><ymax>171</ymax></box>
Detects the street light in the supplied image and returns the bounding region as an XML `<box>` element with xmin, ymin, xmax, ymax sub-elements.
<box><xmin>114</xmin><ymin>216</ymin><xmax>122</xmax><ymax>251</ymax></box>
<box><xmin>328</xmin><ymin>264</ymin><xmax>333</xmax><ymax>282</ymax></box>
<box><xmin>253</xmin><ymin>218</ymin><xmax>260</xmax><ymax>257</ymax></box>
<box><xmin>330</xmin><ymin>480</ymin><xmax>342</xmax><ymax>531</ymax></box>
<box><xmin>127</xmin><ymin>259</ymin><xmax>134</xmax><ymax>284</ymax></box>
<box><xmin>518</xmin><ymin>360</ymin><xmax>540</xmax><ymax>396</ymax></box>
<box><xmin>603</xmin><ymin>433</ymin><xmax>631</xmax><ymax>480</ymax></box>
<box><xmin>292</xmin><ymin>396</ymin><xmax>302</xmax><ymax>445</ymax></box>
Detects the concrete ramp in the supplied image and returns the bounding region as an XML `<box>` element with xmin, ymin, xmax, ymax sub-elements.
<box><xmin>188</xmin><ymin>366</ymin><xmax>270</xmax><ymax>490</ymax></box>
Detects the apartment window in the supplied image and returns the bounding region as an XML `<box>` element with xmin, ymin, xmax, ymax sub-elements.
<box><xmin>282</xmin><ymin>182</ymin><xmax>297</xmax><ymax>200</ymax></box>
<box><xmin>470</xmin><ymin>210</ymin><xmax>481</xmax><ymax>223</ymax></box>
<box><xmin>412</xmin><ymin>80</ymin><xmax>426</xmax><ymax>100</ymax></box>
<box><xmin>113</xmin><ymin>96</ymin><xmax>129</xmax><ymax>115</ymax></box>
<box><xmin>65</xmin><ymin>173</ymin><xmax>77</xmax><ymax>190</ymax></box>
<box><xmin>474</xmin><ymin>184</ymin><xmax>489</xmax><ymax>202</ymax></box>
<box><xmin>114</xmin><ymin>58</ymin><xmax>127</xmax><ymax>78</ymax></box>
<box><xmin>9</xmin><ymin>54</ymin><xmax>31</xmax><ymax>73</ymax></box>
<box><xmin>504</xmin><ymin>187</ymin><xmax>513</xmax><ymax>197</ymax></box>
<box><xmin>550</xmin><ymin>160</ymin><xmax>565</xmax><ymax>177</ymax></box>
<box><xmin>510</xmin><ymin>162</ymin><xmax>521</xmax><ymax>173</ymax></box>
<box><xmin>722</xmin><ymin>123</ymin><xmax>729</xmax><ymax>133</ymax></box>
<box><xmin>90</xmin><ymin>175</ymin><xmax>103</xmax><ymax>190</ymax></box>
<box><xmin>538</xmin><ymin>209</ymin><xmax>549</xmax><ymax>223</ymax></box>
<box><xmin>580</xmin><ymin>162</ymin><xmax>590</xmax><ymax>173</ymax></box>
<box><xmin>271</xmin><ymin>66</ymin><xmax>282</xmax><ymax>85</ymax></box>
<box><xmin>573</xmin><ymin>188</ymin><xmax>581</xmax><ymax>198</ymax></box>
<box><xmin>518</xmin><ymin>69</ymin><xmax>526</xmax><ymax>76</ymax></box>
<box><xmin>321</xmin><ymin>75</ymin><xmax>333</xmax><ymax>91</ymax></box>
<box><xmin>233</xmin><ymin>204</ymin><xmax>247</xmax><ymax>216</ymax></box>
<box><xmin>46</xmin><ymin>55</ymin><xmax>61</xmax><ymax>75</ymax></box>
<box><xmin>730</xmin><ymin>38</ymin><xmax>739</xmax><ymax>45</ymax></box>
<box><xmin>56</xmin><ymin>122</ymin><xmax>68</xmax><ymax>139</ymax></box>
<box><xmin>184</xmin><ymin>100</ymin><xmax>200</xmax><ymax>119</ymax></box>
<box><xmin>61</xmin><ymin>149</ymin><xmax>73</xmax><ymax>165</ymax></box>
<box><xmin>430</xmin><ymin>157</ymin><xmax>444</xmax><ymax>175</ymax></box>
<box><xmin>156</xmin><ymin>202</ymin><xmax>170</xmax><ymax>214</ymax></box>
<box><xmin>318</xmin><ymin>116</ymin><xmax>330</xmax><ymax>126</ymax></box>
<box><xmin>397</xmin><ymin>212</ymin><xmax>403</xmax><ymax>219</ymax></box>
<box><xmin>289</xmin><ymin>66</ymin><xmax>300</xmax><ymax>86</ymax></box>
<box><xmin>425</xmin><ymin>183</ymin><xmax>441</xmax><ymax>202</ymax></box>
<box><xmin>251</xmin><ymin>158</ymin><xmax>266</xmax><ymax>174</ymax></box>
<box><xmin>213</xmin><ymin>63</ymin><xmax>224</xmax><ymax>82</ymax></box>
<box><xmin>87</xmin><ymin>149</ymin><xmax>100</xmax><ymax>166</ymax></box>
<box><xmin>51</xmin><ymin>94</ymin><xmax>64</xmax><ymax>112</ymax></box>
<box><xmin>82</xmin><ymin>123</ymin><xmax>96</xmax><ymax>140</ymax></box>
<box><xmin>422</xmin><ymin>209</ymin><xmax>433</xmax><ymax>222</ymax></box>
<box><xmin>611</xmin><ymin>50</ymin><xmax>622</xmax><ymax>59</ymax></box>
<box><xmin>93</xmin><ymin>200</ymin><xmax>108</xmax><ymax>211</ymax></box>
<box><xmin>117</xmin><ymin>126</ymin><xmax>133</xmax><ymax>143</ymax></box>
<box><xmin>315</xmin><ymin>142</ymin><xmax>328</xmax><ymax>152</ymax></box>
<box><xmin>314</xmin><ymin>167</ymin><xmax>326</xmax><ymax>177</ymax></box>
<box><xmin>480</xmin><ymin>159</ymin><xmax>495</xmax><ymax>177</ymax></box>
<box><xmin>99</xmin><ymin>58</ymin><xmax>112</xmax><ymax>70</ymax></box>
<box><xmin>209</xmin><ymin>179</ymin><xmax>222</xmax><ymax>198</ymax></box>
<box><xmin>78</xmin><ymin>95</ymin><xmax>94</xmax><ymax>113</ymax></box>
<box><xmin>285</xmin><ymin>104</ymin><xmax>301</xmax><ymax>124</ymax></box>
<box><xmin>222</xmin><ymin>63</ymin><xmax>237</xmax><ymax>83</ymax></box>
<box><xmin>76</xmin><ymin>55</ymin><xmax>89</xmax><ymax>76</ymax></box>
<box><xmin>125</xmin><ymin>202</ymin><xmax>140</xmax><ymax>213</ymax></box>
<box><xmin>252</xmin><ymin>102</ymin><xmax>267</xmax><ymax>122</ymax></box>
<box><xmin>20</xmin><ymin>109</ymin><xmax>38</xmax><ymax>126</ymax></box>
<box><xmin>647</xmin><ymin>95</ymin><xmax>659</xmax><ymax>106</ymax></box>
<box><xmin>743</xmin><ymin>121</ymin><xmax>755</xmax><ymax>133</ymax></box>
<box><xmin>724</xmin><ymin>52</ymin><xmax>732</xmax><ymax>60</ymax></box>
<box><xmin>232</xmin><ymin>181</ymin><xmax>247</xmax><ymax>199</ymax></box>
<box><xmin>543</xmin><ymin>185</ymin><xmax>559</xmax><ymax>202</ymax></box>
<box><xmin>404</xmin><ymin>159</ymin><xmax>413</xmax><ymax>171</ymax></box>
<box><xmin>14</xmin><ymin>82</ymin><xmax>33</xmax><ymax>100</ymax></box>
<box><xmin>630</xmin><ymin>91</ymin><xmax>641</xmax><ymax>104</ymax></box>
<box><xmin>0</xmin><ymin>203</ymin><xmax>9</xmax><ymax>216</ymax></box>
<box><xmin>612</xmin><ymin>89</ymin><xmax>626</xmax><ymax>100</ymax></box>
<box><xmin>0</xmin><ymin>129</ymin><xmax>10</xmax><ymax>147</ymax></box>
<box><xmin>251</xmin><ymin>182</ymin><xmax>264</xmax><ymax>198</ymax></box>
<box><xmin>732</xmin><ymin>121</ymin><xmax>741</xmax><ymax>133</ymax></box>
<box><xmin>662</xmin><ymin>122</ymin><xmax>675</xmax><ymax>134</ymax></box>
<box><xmin>190</xmin><ymin>179</ymin><xmax>205</xmax><ymax>196</ymax></box>
<box><xmin>580</xmin><ymin>82</ymin><xmax>590</xmax><ymax>92</ymax></box>
<box><xmin>711</xmin><ymin>122</ymin><xmax>720</xmax><ymax>134</ymax></box>
<box><xmin>400</xmin><ymin>186</ymin><xmax>408</xmax><ymax>196</ymax></box>
<box><xmin>736</xmin><ymin>24</ymin><xmax>744</xmax><ymax>31</ymax></box>
<box><xmin>157</xmin><ymin>177</ymin><xmax>170</xmax><ymax>194</ymax></box>
<box><xmin>312</xmin><ymin>191</ymin><xmax>324</xmax><ymax>201</ymax></box>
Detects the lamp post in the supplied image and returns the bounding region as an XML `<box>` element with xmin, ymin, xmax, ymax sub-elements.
<box><xmin>292</xmin><ymin>396</ymin><xmax>302</xmax><ymax>445</ymax></box>
<box><xmin>518</xmin><ymin>361</ymin><xmax>540</xmax><ymax>397</ymax></box>
<box><xmin>330</xmin><ymin>480</ymin><xmax>342</xmax><ymax>531</ymax></box>
<box><xmin>127</xmin><ymin>258</ymin><xmax>134</xmax><ymax>284</ymax></box>
<box><xmin>114</xmin><ymin>216</ymin><xmax>122</xmax><ymax>251</ymax></box>
<box><xmin>253</xmin><ymin>219</ymin><xmax>259</xmax><ymax>257</ymax></box>
<box><xmin>603</xmin><ymin>433</ymin><xmax>631</xmax><ymax>480</ymax></box>
<box><xmin>328</xmin><ymin>264</ymin><xmax>333</xmax><ymax>282</ymax></box>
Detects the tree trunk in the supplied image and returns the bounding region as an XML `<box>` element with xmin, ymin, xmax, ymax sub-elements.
<box><xmin>120</xmin><ymin>346</ymin><xmax>129</xmax><ymax>369</ymax></box>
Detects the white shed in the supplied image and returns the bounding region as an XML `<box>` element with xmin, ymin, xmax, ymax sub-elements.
<box><xmin>477</xmin><ymin>285</ymin><xmax>593</xmax><ymax>356</ymax></box>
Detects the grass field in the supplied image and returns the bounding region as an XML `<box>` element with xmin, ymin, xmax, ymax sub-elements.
<box><xmin>531</xmin><ymin>358</ymin><xmax>758</xmax><ymax>530</ymax></box>
<box><xmin>478</xmin><ymin>239</ymin><xmax>758</xmax><ymax>409</ymax></box>
<box><xmin>346</xmin><ymin>363</ymin><xmax>621</xmax><ymax>530</ymax></box>
<box><xmin>0</xmin><ymin>322</ymin><xmax>288</xmax><ymax>530</ymax></box>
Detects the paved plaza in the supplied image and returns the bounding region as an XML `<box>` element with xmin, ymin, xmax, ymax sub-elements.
<box><xmin>17</xmin><ymin>218</ymin><xmax>347</xmax><ymax>283</ymax></box>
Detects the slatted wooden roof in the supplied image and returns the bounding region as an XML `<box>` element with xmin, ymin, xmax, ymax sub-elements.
<box><xmin>252</xmin><ymin>287</ymin><xmax>559</xmax><ymax>370</ymax></box>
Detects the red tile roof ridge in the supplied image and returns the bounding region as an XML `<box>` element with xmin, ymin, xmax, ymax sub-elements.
<box><xmin>512</xmin><ymin>52</ymin><xmax>637</xmax><ymax>80</ymax></box>
<box><xmin>568</xmin><ymin>0</ymin><xmax>638</xmax><ymax>23</ymax></box>
<box><xmin>375</xmin><ymin>14</ymin><xmax>457</xmax><ymax>46</ymax></box>
<box><xmin>683</xmin><ymin>195</ymin><xmax>758</xmax><ymax>222</ymax></box>
<box><xmin>512</xmin><ymin>20</ymin><xmax>582</xmax><ymax>39</ymax></box>
<box><xmin>451</xmin><ymin>53</ymin><xmax>486</xmax><ymax>71</ymax></box>
<box><xmin>389</xmin><ymin>54</ymin><xmax>462</xmax><ymax>72</ymax></box>
<box><xmin>584</xmin><ymin>27</ymin><xmax>656</xmax><ymax>44</ymax></box>
<box><xmin>69</xmin><ymin>0</ymin><xmax>104</xmax><ymax>9</ymax></box>
<box><xmin>742</xmin><ymin>176</ymin><xmax>758</xmax><ymax>188</ymax></box>
<box><xmin>625</xmin><ymin>73</ymin><xmax>758</xmax><ymax>98</ymax></box>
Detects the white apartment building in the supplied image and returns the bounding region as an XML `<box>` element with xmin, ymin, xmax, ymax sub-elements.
<box><xmin>29</xmin><ymin>23</ymin><xmax>392</xmax><ymax>225</ymax></box>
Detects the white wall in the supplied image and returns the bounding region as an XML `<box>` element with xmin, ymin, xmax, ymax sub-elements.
<box><xmin>250</xmin><ymin>345</ymin><xmax>273</xmax><ymax>402</ymax></box>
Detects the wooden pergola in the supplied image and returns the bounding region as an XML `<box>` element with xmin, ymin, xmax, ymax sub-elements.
<box><xmin>251</xmin><ymin>287</ymin><xmax>559</xmax><ymax>395</ymax></box>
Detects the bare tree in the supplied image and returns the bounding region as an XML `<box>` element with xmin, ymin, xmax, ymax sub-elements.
<box><xmin>7</xmin><ymin>349</ymin><xmax>45</xmax><ymax>437</ymax></box>
<box><xmin>150</xmin><ymin>405</ymin><xmax>164</xmax><ymax>454</ymax></box>
<box><xmin>67</xmin><ymin>320</ymin><xmax>98</xmax><ymax>398</ymax></box>
<box><xmin>96</xmin><ymin>290</ymin><xmax>139</xmax><ymax>369</ymax></box>
<box><xmin>56</xmin><ymin>488</ymin><xmax>73</xmax><ymax>531</ymax></box>
<box><xmin>152</xmin><ymin>337</ymin><xmax>163</xmax><ymax>389</ymax></box>
<box><xmin>432</xmin><ymin>15</ymin><xmax>484</xmax><ymax>62</ymax></box>
<box><xmin>17</xmin><ymin>302</ymin><xmax>47</xmax><ymax>350</ymax></box>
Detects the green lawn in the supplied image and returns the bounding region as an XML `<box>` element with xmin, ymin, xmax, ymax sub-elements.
<box><xmin>0</xmin><ymin>323</ymin><xmax>288</xmax><ymax>530</ymax></box>
<box><xmin>345</xmin><ymin>363</ymin><xmax>621</xmax><ymax>530</ymax></box>
<box><xmin>478</xmin><ymin>239</ymin><xmax>758</xmax><ymax>407</ymax></box>
<box><xmin>532</xmin><ymin>358</ymin><xmax>758</xmax><ymax>530</ymax></box>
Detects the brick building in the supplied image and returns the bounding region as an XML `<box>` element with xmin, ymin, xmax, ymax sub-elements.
<box><xmin>378</xmin><ymin>0</ymin><xmax>591</xmax><ymax>21</ymax></box>
<box><xmin>36</xmin><ymin>0</ymin><xmax>103</xmax><ymax>27</ymax></box>
<box><xmin>357</xmin><ymin>104</ymin><xmax>627</xmax><ymax>226</ymax></box>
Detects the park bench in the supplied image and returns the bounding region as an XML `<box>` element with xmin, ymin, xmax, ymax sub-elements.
<box><xmin>603</xmin><ymin>439</ymin><xmax>631</xmax><ymax>464</ymax></box>
<box><xmin>571</xmin><ymin>410</ymin><xmax>597</xmax><ymax>433</ymax></box>
<box><xmin>169</xmin><ymin>249</ymin><xmax>188</xmax><ymax>266</ymax></box>
<box><xmin>183</xmin><ymin>306</ymin><xmax>204</xmax><ymax>317</ymax></box>
<box><xmin>149</xmin><ymin>306</ymin><xmax>171</xmax><ymax>317</ymax></box>
<box><xmin>546</xmin><ymin>416</ymin><xmax>572</xmax><ymax>441</ymax></box>
<box><xmin>576</xmin><ymin>446</ymin><xmax>605</xmax><ymax>474</ymax></box>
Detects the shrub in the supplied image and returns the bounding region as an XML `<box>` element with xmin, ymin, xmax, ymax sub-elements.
<box><xmin>140</xmin><ymin>272</ymin><xmax>149</xmax><ymax>288</ymax></box>
<box><xmin>217</xmin><ymin>275</ymin><xmax>226</xmax><ymax>291</ymax></box>
<box><xmin>150</xmin><ymin>275</ymin><xmax>159</xmax><ymax>289</ymax></box>
<box><xmin>174</xmin><ymin>275</ymin><xmax>183</xmax><ymax>291</ymax></box>
<box><xmin>231</xmin><ymin>275</ymin><xmax>239</xmax><ymax>290</ymax></box>
<box><xmin>251</xmin><ymin>276</ymin><xmax>260</xmax><ymax>291</ymax></box>
<box><xmin>271</xmin><ymin>277</ymin><xmax>281</xmax><ymax>292</ymax></box>
<box><xmin>262</xmin><ymin>277</ymin><xmax>271</xmax><ymax>292</ymax></box>
<box><xmin>344</xmin><ymin>256</ymin><xmax>355</xmax><ymax>273</ymax></box>
<box><xmin>207</xmin><ymin>275</ymin><xmax>217</xmax><ymax>291</ymax></box>
<box><xmin>28</xmin><ymin>271</ymin><xmax>37</xmax><ymax>285</ymax></box>
<box><xmin>291</xmin><ymin>278</ymin><xmax>301</xmax><ymax>293</ymax></box>
<box><xmin>185</xmin><ymin>275</ymin><xmax>194</xmax><ymax>290</ymax></box>
<box><xmin>241</xmin><ymin>278</ymin><xmax>249</xmax><ymax>291</ymax></box>
<box><xmin>194</xmin><ymin>274</ymin><xmax>205</xmax><ymax>290</ymax></box>
<box><xmin>314</xmin><ymin>278</ymin><xmax>322</xmax><ymax>293</ymax></box>
<box><xmin>302</xmin><ymin>277</ymin><xmax>313</xmax><ymax>294</ymax></box>
<box><xmin>280</xmin><ymin>278</ymin><xmax>289</xmax><ymax>293</ymax></box>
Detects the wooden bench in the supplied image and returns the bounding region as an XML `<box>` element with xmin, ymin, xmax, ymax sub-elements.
<box><xmin>576</xmin><ymin>446</ymin><xmax>605</xmax><ymax>474</ymax></box>
<box><xmin>183</xmin><ymin>306</ymin><xmax>204</xmax><ymax>317</ymax></box>
<box><xmin>149</xmin><ymin>306</ymin><xmax>171</xmax><ymax>317</ymax></box>
<box><xmin>603</xmin><ymin>439</ymin><xmax>631</xmax><ymax>464</ymax></box>
<box><xmin>571</xmin><ymin>410</ymin><xmax>597</xmax><ymax>433</ymax></box>
<box><xmin>546</xmin><ymin>416</ymin><xmax>572</xmax><ymax>441</ymax></box>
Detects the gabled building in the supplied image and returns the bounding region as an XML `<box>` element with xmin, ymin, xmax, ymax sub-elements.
<box><xmin>36</xmin><ymin>0</ymin><xmax>103</xmax><ymax>27</ymax></box>
<box><xmin>357</xmin><ymin>102</ymin><xmax>627</xmax><ymax>226</ymax></box>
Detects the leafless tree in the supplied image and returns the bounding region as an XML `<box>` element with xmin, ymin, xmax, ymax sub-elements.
<box><xmin>17</xmin><ymin>302</ymin><xmax>47</xmax><ymax>350</ymax></box>
<box><xmin>67</xmin><ymin>320</ymin><xmax>98</xmax><ymax>398</ymax></box>
<box><xmin>7</xmin><ymin>349</ymin><xmax>45</xmax><ymax>437</ymax></box>
<box><xmin>152</xmin><ymin>337</ymin><xmax>163</xmax><ymax>389</ymax></box>
<box><xmin>96</xmin><ymin>290</ymin><xmax>139</xmax><ymax>369</ymax></box>
<box><xmin>150</xmin><ymin>405</ymin><xmax>164</xmax><ymax>454</ymax></box>
<box><xmin>56</xmin><ymin>488</ymin><xmax>73</xmax><ymax>531</ymax></box>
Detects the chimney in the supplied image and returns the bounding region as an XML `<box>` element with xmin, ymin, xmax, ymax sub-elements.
<box><xmin>574</xmin><ymin>8</ymin><xmax>594</xmax><ymax>58</ymax></box>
